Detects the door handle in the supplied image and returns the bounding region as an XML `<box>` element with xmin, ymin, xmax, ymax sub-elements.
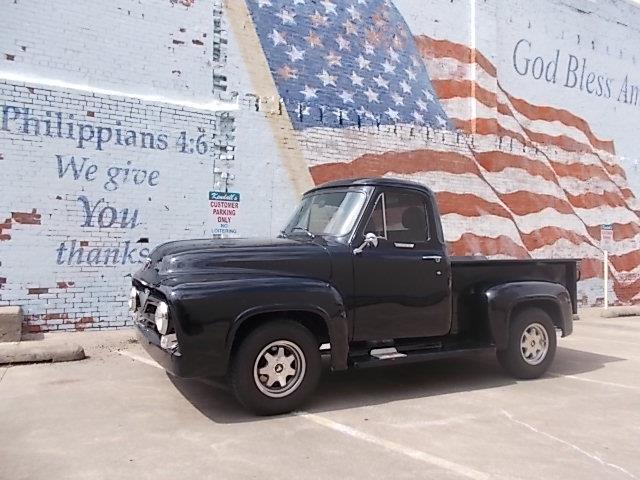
<box><xmin>422</xmin><ymin>255</ymin><xmax>442</xmax><ymax>263</ymax></box>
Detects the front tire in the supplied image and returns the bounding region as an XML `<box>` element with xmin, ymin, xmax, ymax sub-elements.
<box><xmin>230</xmin><ymin>320</ymin><xmax>321</xmax><ymax>415</ymax></box>
<box><xmin>497</xmin><ymin>307</ymin><xmax>557</xmax><ymax>379</ymax></box>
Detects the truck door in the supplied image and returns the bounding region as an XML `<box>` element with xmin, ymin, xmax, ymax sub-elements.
<box><xmin>352</xmin><ymin>188</ymin><xmax>451</xmax><ymax>341</ymax></box>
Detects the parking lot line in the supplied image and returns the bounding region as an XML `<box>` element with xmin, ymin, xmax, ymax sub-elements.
<box><xmin>296</xmin><ymin>411</ymin><xmax>489</xmax><ymax>480</ymax></box>
<box><xmin>502</xmin><ymin>410</ymin><xmax>638</xmax><ymax>480</ymax></box>
<box><xmin>547</xmin><ymin>372</ymin><xmax>640</xmax><ymax>392</ymax></box>
<box><xmin>117</xmin><ymin>350</ymin><xmax>228</xmax><ymax>391</ymax></box>
<box><xmin>118</xmin><ymin>350</ymin><xmax>164</xmax><ymax>370</ymax></box>
<box><xmin>573</xmin><ymin>335</ymin><xmax>640</xmax><ymax>348</ymax></box>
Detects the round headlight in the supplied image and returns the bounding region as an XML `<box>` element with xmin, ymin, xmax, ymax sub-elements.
<box><xmin>155</xmin><ymin>302</ymin><xmax>170</xmax><ymax>335</ymax></box>
<box><xmin>128</xmin><ymin>287</ymin><xmax>138</xmax><ymax>312</ymax></box>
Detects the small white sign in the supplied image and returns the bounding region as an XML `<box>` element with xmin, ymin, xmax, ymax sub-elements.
<box><xmin>601</xmin><ymin>224</ymin><xmax>613</xmax><ymax>252</ymax></box>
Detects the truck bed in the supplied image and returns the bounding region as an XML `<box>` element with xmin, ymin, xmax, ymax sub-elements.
<box><xmin>450</xmin><ymin>257</ymin><xmax>579</xmax><ymax>334</ymax></box>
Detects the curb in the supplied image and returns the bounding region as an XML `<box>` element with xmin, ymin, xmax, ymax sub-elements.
<box><xmin>600</xmin><ymin>306</ymin><xmax>640</xmax><ymax>319</ymax></box>
<box><xmin>0</xmin><ymin>341</ymin><xmax>85</xmax><ymax>365</ymax></box>
<box><xmin>0</xmin><ymin>306</ymin><xmax>22</xmax><ymax>343</ymax></box>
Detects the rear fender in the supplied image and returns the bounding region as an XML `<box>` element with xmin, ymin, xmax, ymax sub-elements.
<box><xmin>482</xmin><ymin>281</ymin><xmax>573</xmax><ymax>350</ymax></box>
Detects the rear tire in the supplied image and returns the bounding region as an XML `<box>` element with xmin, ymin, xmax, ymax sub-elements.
<box><xmin>497</xmin><ymin>307</ymin><xmax>557</xmax><ymax>379</ymax></box>
<box><xmin>230</xmin><ymin>320</ymin><xmax>321</xmax><ymax>416</ymax></box>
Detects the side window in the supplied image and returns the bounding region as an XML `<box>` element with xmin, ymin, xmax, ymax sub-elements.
<box><xmin>362</xmin><ymin>190</ymin><xmax>430</xmax><ymax>246</ymax></box>
<box><xmin>385</xmin><ymin>191</ymin><xmax>429</xmax><ymax>244</ymax></box>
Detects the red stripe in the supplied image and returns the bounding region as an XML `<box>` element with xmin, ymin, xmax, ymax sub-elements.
<box><xmin>431</xmin><ymin>79</ymin><xmax>497</xmax><ymax>107</ymax></box>
<box><xmin>448</xmin><ymin>233</ymin><xmax>530</xmax><ymax>259</ymax></box>
<box><xmin>621</xmin><ymin>188</ymin><xmax>634</xmax><ymax>199</ymax></box>
<box><xmin>475</xmin><ymin>151</ymin><xmax>557</xmax><ymax>183</ymax></box>
<box><xmin>549</xmin><ymin>161</ymin><xmax>613</xmax><ymax>182</ymax></box>
<box><xmin>436</xmin><ymin>192</ymin><xmax>512</xmax><ymax>219</ymax></box>
<box><xmin>566</xmin><ymin>191</ymin><xmax>628</xmax><ymax>210</ymax></box>
<box><xmin>520</xmin><ymin>227</ymin><xmax>589</xmax><ymax>251</ymax></box>
<box><xmin>309</xmin><ymin>150</ymin><xmax>480</xmax><ymax>184</ymax></box>
<box><xmin>520</xmin><ymin>127</ymin><xmax>601</xmax><ymax>155</ymax></box>
<box><xmin>503</xmin><ymin>91</ymin><xmax>616</xmax><ymax>154</ymax></box>
<box><xmin>598</xmin><ymin>157</ymin><xmax>627</xmax><ymax>179</ymax></box>
<box><xmin>414</xmin><ymin>36</ymin><xmax>497</xmax><ymax>77</ymax></box>
<box><xmin>610</xmin><ymin>250</ymin><xmax>640</xmax><ymax>273</ymax></box>
<box><xmin>499</xmin><ymin>192</ymin><xmax>573</xmax><ymax>216</ymax></box>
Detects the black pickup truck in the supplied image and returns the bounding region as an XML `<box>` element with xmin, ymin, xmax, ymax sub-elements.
<box><xmin>131</xmin><ymin>178</ymin><xmax>577</xmax><ymax>415</ymax></box>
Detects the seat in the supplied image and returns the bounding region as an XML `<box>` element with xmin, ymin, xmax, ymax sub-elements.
<box><xmin>388</xmin><ymin>206</ymin><xmax>426</xmax><ymax>243</ymax></box>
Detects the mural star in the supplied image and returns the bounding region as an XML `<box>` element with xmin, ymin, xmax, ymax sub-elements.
<box><xmin>326</xmin><ymin>51</ymin><xmax>342</xmax><ymax>67</ymax></box>
<box><xmin>364</xmin><ymin>87</ymin><xmax>380</xmax><ymax>103</ymax></box>
<box><xmin>386</xmin><ymin>108</ymin><xmax>400</xmax><ymax>121</ymax></box>
<box><xmin>276</xmin><ymin>9</ymin><xmax>296</xmax><ymax>25</ymax></box>
<box><xmin>309</xmin><ymin>10</ymin><xmax>328</xmax><ymax>27</ymax></box>
<box><xmin>321</xmin><ymin>0</ymin><xmax>337</xmax><ymax>15</ymax></box>
<box><xmin>317</xmin><ymin>69</ymin><xmax>337</xmax><ymax>86</ymax></box>
<box><xmin>373</xmin><ymin>74</ymin><xmax>389</xmax><ymax>89</ymax></box>
<box><xmin>287</xmin><ymin>45</ymin><xmax>305</xmax><ymax>62</ymax></box>
<box><xmin>268</xmin><ymin>29</ymin><xmax>286</xmax><ymax>47</ymax></box>
<box><xmin>350</xmin><ymin>71</ymin><xmax>364</xmax><ymax>87</ymax></box>
<box><xmin>300</xmin><ymin>85</ymin><xmax>318</xmax><ymax>100</ymax></box>
<box><xmin>339</xmin><ymin>90</ymin><xmax>355</xmax><ymax>104</ymax></box>
<box><xmin>305</xmin><ymin>31</ymin><xmax>323</xmax><ymax>48</ymax></box>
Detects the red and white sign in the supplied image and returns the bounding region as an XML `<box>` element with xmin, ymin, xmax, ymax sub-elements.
<box><xmin>600</xmin><ymin>224</ymin><xmax>613</xmax><ymax>252</ymax></box>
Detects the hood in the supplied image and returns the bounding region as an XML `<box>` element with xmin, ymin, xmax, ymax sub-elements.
<box><xmin>136</xmin><ymin>237</ymin><xmax>331</xmax><ymax>286</ymax></box>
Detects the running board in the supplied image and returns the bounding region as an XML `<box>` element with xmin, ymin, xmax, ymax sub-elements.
<box><xmin>349</xmin><ymin>345</ymin><xmax>493</xmax><ymax>369</ymax></box>
<box><xmin>370</xmin><ymin>347</ymin><xmax>407</xmax><ymax>360</ymax></box>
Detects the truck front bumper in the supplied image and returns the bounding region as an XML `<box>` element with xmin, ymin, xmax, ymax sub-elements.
<box><xmin>134</xmin><ymin>322</ymin><xmax>196</xmax><ymax>378</ymax></box>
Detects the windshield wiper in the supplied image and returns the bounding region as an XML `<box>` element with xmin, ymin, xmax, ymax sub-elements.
<box><xmin>290</xmin><ymin>226</ymin><xmax>315</xmax><ymax>239</ymax></box>
<box><xmin>278</xmin><ymin>230</ymin><xmax>288</xmax><ymax>239</ymax></box>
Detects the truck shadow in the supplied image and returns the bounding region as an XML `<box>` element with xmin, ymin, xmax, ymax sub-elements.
<box><xmin>168</xmin><ymin>346</ymin><xmax>625</xmax><ymax>424</ymax></box>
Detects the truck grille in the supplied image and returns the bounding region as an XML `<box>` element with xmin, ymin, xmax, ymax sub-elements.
<box><xmin>132</xmin><ymin>288</ymin><xmax>161</xmax><ymax>330</ymax></box>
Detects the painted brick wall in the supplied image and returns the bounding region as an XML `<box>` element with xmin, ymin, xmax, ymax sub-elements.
<box><xmin>0</xmin><ymin>0</ymin><xmax>295</xmax><ymax>332</ymax></box>
<box><xmin>2</xmin><ymin>0</ymin><xmax>640</xmax><ymax>333</ymax></box>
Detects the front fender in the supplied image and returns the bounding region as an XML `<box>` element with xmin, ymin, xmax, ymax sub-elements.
<box><xmin>227</xmin><ymin>277</ymin><xmax>348</xmax><ymax>371</ymax></box>
<box><xmin>160</xmin><ymin>276</ymin><xmax>348</xmax><ymax>376</ymax></box>
<box><xmin>482</xmin><ymin>281</ymin><xmax>573</xmax><ymax>350</ymax></box>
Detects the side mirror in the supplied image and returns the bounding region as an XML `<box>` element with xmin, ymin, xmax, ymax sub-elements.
<box><xmin>353</xmin><ymin>233</ymin><xmax>379</xmax><ymax>255</ymax></box>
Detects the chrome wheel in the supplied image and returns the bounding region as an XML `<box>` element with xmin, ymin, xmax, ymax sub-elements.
<box><xmin>253</xmin><ymin>340</ymin><xmax>306</xmax><ymax>398</ymax></box>
<box><xmin>520</xmin><ymin>323</ymin><xmax>549</xmax><ymax>365</ymax></box>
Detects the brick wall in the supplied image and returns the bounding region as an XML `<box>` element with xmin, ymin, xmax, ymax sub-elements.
<box><xmin>1</xmin><ymin>0</ymin><xmax>640</xmax><ymax>332</ymax></box>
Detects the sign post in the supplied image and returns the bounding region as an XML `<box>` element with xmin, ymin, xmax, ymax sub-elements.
<box><xmin>601</xmin><ymin>224</ymin><xmax>613</xmax><ymax>309</ymax></box>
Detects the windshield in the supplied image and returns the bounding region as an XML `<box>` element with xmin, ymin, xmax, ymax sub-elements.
<box><xmin>282</xmin><ymin>190</ymin><xmax>367</xmax><ymax>238</ymax></box>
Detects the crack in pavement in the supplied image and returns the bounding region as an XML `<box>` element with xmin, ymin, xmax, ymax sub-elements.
<box><xmin>0</xmin><ymin>366</ymin><xmax>9</xmax><ymax>385</ymax></box>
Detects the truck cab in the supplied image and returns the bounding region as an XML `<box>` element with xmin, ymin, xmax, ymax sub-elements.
<box><xmin>132</xmin><ymin>178</ymin><xmax>576</xmax><ymax>415</ymax></box>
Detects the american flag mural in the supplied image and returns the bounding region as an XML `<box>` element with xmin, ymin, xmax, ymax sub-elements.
<box><xmin>245</xmin><ymin>0</ymin><xmax>640</xmax><ymax>305</ymax></box>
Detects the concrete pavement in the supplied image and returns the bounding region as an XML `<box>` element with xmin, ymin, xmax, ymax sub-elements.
<box><xmin>0</xmin><ymin>311</ymin><xmax>638</xmax><ymax>480</ymax></box>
